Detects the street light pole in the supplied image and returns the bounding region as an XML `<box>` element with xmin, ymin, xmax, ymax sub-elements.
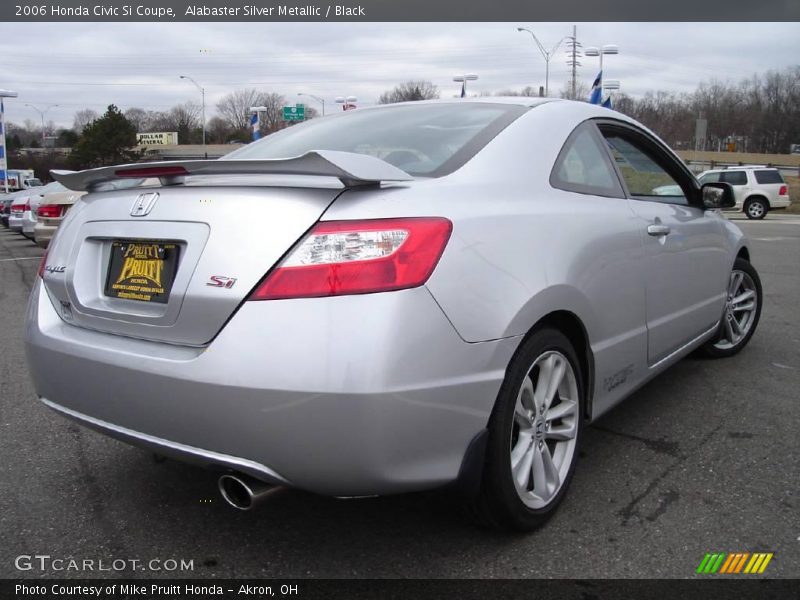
<box><xmin>25</xmin><ymin>103</ymin><xmax>58</xmax><ymax>147</ymax></box>
<box><xmin>453</xmin><ymin>74</ymin><xmax>478</xmax><ymax>97</ymax></box>
<box><xmin>179</xmin><ymin>75</ymin><xmax>206</xmax><ymax>148</ymax></box>
<box><xmin>0</xmin><ymin>89</ymin><xmax>19</xmax><ymax>193</ymax></box>
<box><xmin>297</xmin><ymin>93</ymin><xmax>325</xmax><ymax>116</ymax></box>
<box><xmin>516</xmin><ymin>28</ymin><xmax>568</xmax><ymax>97</ymax></box>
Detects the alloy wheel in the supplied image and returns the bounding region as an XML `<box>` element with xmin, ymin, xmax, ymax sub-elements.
<box><xmin>714</xmin><ymin>269</ymin><xmax>758</xmax><ymax>350</ymax></box>
<box><xmin>510</xmin><ymin>351</ymin><xmax>579</xmax><ymax>509</ymax></box>
<box><xmin>746</xmin><ymin>201</ymin><xmax>765</xmax><ymax>219</ymax></box>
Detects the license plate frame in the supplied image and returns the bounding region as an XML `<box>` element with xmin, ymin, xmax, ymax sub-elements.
<box><xmin>104</xmin><ymin>240</ymin><xmax>179</xmax><ymax>304</ymax></box>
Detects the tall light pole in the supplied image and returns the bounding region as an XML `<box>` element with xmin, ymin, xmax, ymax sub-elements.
<box><xmin>179</xmin><ymin>75</ymin><xmax>205</xmax><ymax>147</ymax></box>
<box><xmin>0</xmin><ymin>89</ymin><xmax>18</xmax><ymax>193</ymax></box>
<box><xmin>25</xmin><ymin>103</ymin><xmax>58</xmax><ymax>147</ymax></box>
<box><xmin>297</xmin><ymin>93</ymin><xmax>325</xmax><ymax>116</ymax></box>
<box><xmin>583</xmin><ymin>45</ymin><xmax>619</xmax><ymax>100</ymax></box>
<box><xmin>516</xmin><ymin>28</ymin><xmax>568</xmax><ymax>97</ymax></box>
<box><xmin>453</xmin><ymin>74</ymin><xmax>478</xmax><ymax>97</ymax></box>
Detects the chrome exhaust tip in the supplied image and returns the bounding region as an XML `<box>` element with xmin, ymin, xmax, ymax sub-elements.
<box><xmin>218</xmin><ymin>473</ymin><xmax>281</xmax><ymax>510</ymax></box>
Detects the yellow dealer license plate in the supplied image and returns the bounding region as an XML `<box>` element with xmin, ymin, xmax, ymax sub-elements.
<box><xmin>104</xmin><ymin>240</ymin><xmax>179</xmax><ymax>304</ymax></box>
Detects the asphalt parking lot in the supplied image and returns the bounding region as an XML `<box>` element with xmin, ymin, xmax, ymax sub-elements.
<box><xmin>1</xmin><ymin>215</ymin><xmax>798</xmax><ymax>579</ymax></box>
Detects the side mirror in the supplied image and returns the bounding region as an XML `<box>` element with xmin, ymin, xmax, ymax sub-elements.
<box><xmin>701</xmin><ymin>182</ymin><xmax>736</xmax><ymax>209</ymax></box>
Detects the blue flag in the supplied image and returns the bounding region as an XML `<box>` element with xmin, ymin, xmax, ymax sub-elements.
<box><xmin>589</xmin><ymin>71</ymin><xmax>602</xmax><ymax>105</ymax></box>
<box><xmin>460</xmin><ymin>80</ymin><xmax>466</xmax><ymax>98</ymax></box>
<box><xmin>602</xmin><ymin>96</ymin><xmax>612</xmax><ymax>109</ymax></box>
<box><xmin>250</xmin><ymin>112</ymin><xmax>260</xmax><ymax>141</ymax></box>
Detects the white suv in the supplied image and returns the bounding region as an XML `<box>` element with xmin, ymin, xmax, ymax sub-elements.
<box><xmin>697</xmin><ymin>166</ymin><xmax>791</xmax><ymax>219</ymax></box>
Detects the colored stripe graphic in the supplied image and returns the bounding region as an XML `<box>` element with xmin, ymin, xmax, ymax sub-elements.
<box><xmin>698</xmin><ymin>552</ymin><xmax>774</xmax><ymax>575</ymax></box>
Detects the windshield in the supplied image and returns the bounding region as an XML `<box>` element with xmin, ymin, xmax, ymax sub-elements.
<box><xmin>225</xmin><ymin>102</ymin><xmax>527</xmax><ymax>177</ymax></box>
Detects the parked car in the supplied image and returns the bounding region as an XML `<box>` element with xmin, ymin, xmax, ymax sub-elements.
<box><xmin>8</xmin><ymin>195</ymin><xmax>30</xmax><ymax>233</ymax></box>
<box><xmin>25</xmin><ymin>99</ymin><xmax>760</xmax><ymax>531</ymax></box>
<box><xmin>33</xmin><ymin>188</ymin><xmax>86</xmax><ymax>248</ymax></box>
<box><xmin>22</xmin><ymin>181</ymin><xmax>68</xmax><ymax>240</ymax></box>
<box><xmin>1</xmin><ymin>190</ymin><xmax>32</xmax><ymax>228</ymax></box>
<box><xmin>697</xmin><ymin>166</ymin><xmax>791</xmax><ymax>219</ymax></box>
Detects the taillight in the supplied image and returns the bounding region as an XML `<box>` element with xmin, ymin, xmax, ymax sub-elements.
<box><xmin>37</xmin><ymin>204</ymin><xmax>64</xmax><ymax>218</ymax></box>
<box><xmin>37</xmin><ymin>250</ymin><xmax>48</xmax><ymax>279</ymax></box>
<box><xmin>249</xmin><ymin>217</ymin><xmax>453</xmax><ymax>300</ymax></box>
<box><xmin>779</xmin><ymin>185</ymin><xmax>788</xmax><ymax>196</ymax></box>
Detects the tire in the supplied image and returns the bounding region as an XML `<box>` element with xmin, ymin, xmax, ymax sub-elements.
<box><xmin>744</xmin><ymin>197</ymin><xmax>768</xmax><ymax>220</ymax></box>
<box><xmin>700</xmin><ymin>257</ymin><xmax>762</xmax><ymax>358</ymax></box>
<box><xmin>469</xmin><ymin>327</ymin><xmax>584</xmax><ymax>531</ymax></box>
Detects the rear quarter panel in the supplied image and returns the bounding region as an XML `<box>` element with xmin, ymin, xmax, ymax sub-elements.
<box><xmin>324</xmin><ymin>102</ymin><xmax>651</xmax><ymax>417</ymax></box>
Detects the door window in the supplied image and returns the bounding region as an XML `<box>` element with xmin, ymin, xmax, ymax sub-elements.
<box><xmin>698</xmin><ymin>172</ymin><xmax>720</xmax><ymax>184</ymax></box>
<box><xmin>719</xmin><ymin>171</ymin><xmax>747</xmax><ymax>186</ymax></box>
<box><xmin>602</xmin><ymin>133</ymin><xmax>688</xmax><ymax>204</ymax></box>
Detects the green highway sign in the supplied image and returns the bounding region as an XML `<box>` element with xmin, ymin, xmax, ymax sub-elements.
<box><xmin>283</xmin><ymin>104</ymin><xmax>305</xmax><ymax>121</ymax></box>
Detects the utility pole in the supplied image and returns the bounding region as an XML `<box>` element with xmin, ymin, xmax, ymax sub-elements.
<box><xmin>565</xmin><ymin>25</ymin><xmax>581</xmax><ymax>99</ymax></box>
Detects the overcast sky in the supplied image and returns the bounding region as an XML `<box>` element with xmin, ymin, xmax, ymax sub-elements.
<box><xmin>2</xmin><ymin>22</ymin><xmax>798</xmax><ymax>128</ymax></box>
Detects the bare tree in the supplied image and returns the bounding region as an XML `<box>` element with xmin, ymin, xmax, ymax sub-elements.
<box><xmin>216</xmin><ymin>88</ymin><xmax>263</xmax><ymax>132</ymax></box>
<box><xmin>207</xmin><ymin>116</ymin><xmax>235</xmax><ymax>144</ymax></box>
<box><xmin>73</xmin><ymin>109</ymin><xmax>99</xmax><ymax>135</ymax></box>
<box><xmin>147</xmin><ymin>102</ymin><xmax>201</xmax><ymax>144</ymax></box>
<box><xmin>378</xmin><ymin>81</ymin><xmax>439</xmax><ymax>104</ymax></box>
<box><xmin>558</xmin><ymin>80</ymin><xmax>590</xmax><ymax>101</ymax></box>
<box><xmin>124</xmin><ymin>107</ymin><xmax>152</xmax><ymax>132</ymax></box>
<box><xmin>257</xmin><ymin>92</ymin><xmax>287</xmax><ymax>134</ymax></box>
<box><xmin>495</xmin><ymin>86</ymin><xmax>540</xmax><ymax>97</ymax></box>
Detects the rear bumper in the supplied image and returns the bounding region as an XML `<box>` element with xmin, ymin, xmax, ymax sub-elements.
<box><xmin>8</xmin><ymin>215</ymin><xmax>23</xmax><ymax>231</ymax></box>
<box><xmin>22</xmin><ymin>213</ymin><xmax>36</xmax><ymax>235</ymax></box>
<box><xmin>771</xmin><ymin>197</ymin><xmax>791</xmax><ymax>209</ymax></box>
<box><xmin>33</xmin><ymin>222</ymin><xmax>56</xmax><ymax>248</ymax></box>
<box><xmin>25</xmin><ymin>281</ymin><xmax>519</xmax><ymax>496</ymax></box>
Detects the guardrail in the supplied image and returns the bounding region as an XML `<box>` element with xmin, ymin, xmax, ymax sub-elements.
<box><xmin>676</xmin><ymin>151</ymin><xmax>800</xmax><ymax>177</ymax></box>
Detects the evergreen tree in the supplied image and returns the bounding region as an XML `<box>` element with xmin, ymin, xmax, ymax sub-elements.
<box><xmin>70</xmin><ymin>104</ymin><xmax>142</xmax><ymax>168</ymax></box>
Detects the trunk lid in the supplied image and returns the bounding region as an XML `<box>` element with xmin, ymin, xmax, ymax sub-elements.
<box><xmin>40</xmin><ymin>182</ymin><xmax>341</xmax><ymax>345</ymax></box>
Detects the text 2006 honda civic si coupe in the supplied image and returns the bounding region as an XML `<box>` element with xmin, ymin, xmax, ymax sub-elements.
<box><xmin>25</xmin><ymin>98</ymin><xmax>761</xmax><ymax>530</ymax></box>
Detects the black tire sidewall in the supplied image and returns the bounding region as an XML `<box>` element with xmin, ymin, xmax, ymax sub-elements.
<box><xmin>481</xmin><ymin>327</ymin><xmax>584</xmax><ymax>530</ymax></box>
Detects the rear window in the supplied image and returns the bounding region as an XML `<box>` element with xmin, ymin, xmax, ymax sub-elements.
<box><xmin>224</xmin><ymin>103</ymin><xmax>527</xmax><ymax>177</ymax></box>
<box><xmin>754</xmin><ymin>169</ymin><xmax>784</xmax><ymax>184</ymax></box>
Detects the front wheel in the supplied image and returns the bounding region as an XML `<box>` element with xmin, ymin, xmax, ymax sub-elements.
<box><xmin>701</xmin><ymin>257</ymin><xmax>762</xmax><ymax>358</ymax></box>
<box><xmin>744</xmin><ymin>198</ymin><xmax>768</xmax><ymax>220</ymax></box>
<box><xmin>469</xmin><ymin>328</ymin><xmax>583</xmax><ymax>531</ymax></box>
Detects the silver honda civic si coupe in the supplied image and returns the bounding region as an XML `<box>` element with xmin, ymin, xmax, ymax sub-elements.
<box><xmin>25</xmin><ymin>98</ymin><xmax>761</xmax><ymax>530</ymax></box>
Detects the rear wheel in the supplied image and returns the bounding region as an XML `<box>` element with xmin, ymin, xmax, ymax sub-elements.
<box><xmin>744</xmin><ymin>197</ymin><xmax>768</xmax><ymax>220</ymax></box>
<box><xmin>701</xmin><ymin>257</ymin><xmax>762</xmax><ymax>358</ymax></box>
<box><xmin>470</xmin><ymin>328</ymin><xmax>583</xmax><ymax>531</ymax></box>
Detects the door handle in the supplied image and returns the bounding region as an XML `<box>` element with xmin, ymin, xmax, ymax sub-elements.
<box><xmin>647</xmin><ymin>223</ymin><xmax>671</xmax><ymax>236</ymax></box>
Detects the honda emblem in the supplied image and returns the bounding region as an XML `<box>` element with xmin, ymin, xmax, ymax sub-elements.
<box><xmin>130</xmin><ymin>192</ymin><xmax>159</xmax><ymax>217</ymax></box>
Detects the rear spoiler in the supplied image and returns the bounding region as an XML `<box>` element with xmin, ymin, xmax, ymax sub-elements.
<box><xmin>51</xmin><ymin>150</ymin><xmax>413</xmax><ymax>192</ymax></box>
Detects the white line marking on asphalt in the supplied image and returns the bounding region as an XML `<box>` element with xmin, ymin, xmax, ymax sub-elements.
<box><xmin>771</xmin><ymin>363</ymin><xmax>796</xmax><ymax>370</ymax></box>
<box><xmin>0</xmin><ymin>257</ymin><xmax>40</xmax><ymax>262</ymax></box>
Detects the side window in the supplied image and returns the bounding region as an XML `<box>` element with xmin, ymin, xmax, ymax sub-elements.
<box><xmin>698</xmin><ymin>172</ymin><xmax>719</xmax><ymax>184</ymax></box>
<box><xmin>719</xmin><ymin>171</ymin><xmax>747</xmax><ymax>186</ymax></box>
<box><xmin>550</xmin><ymin>124</ymin><xmax>624</xmax><ymax>198</ymax></box>
<box><xmin>601</xmin><ymin>133</ymin><xmax>688</xmax><ymax>204</ymax></box>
